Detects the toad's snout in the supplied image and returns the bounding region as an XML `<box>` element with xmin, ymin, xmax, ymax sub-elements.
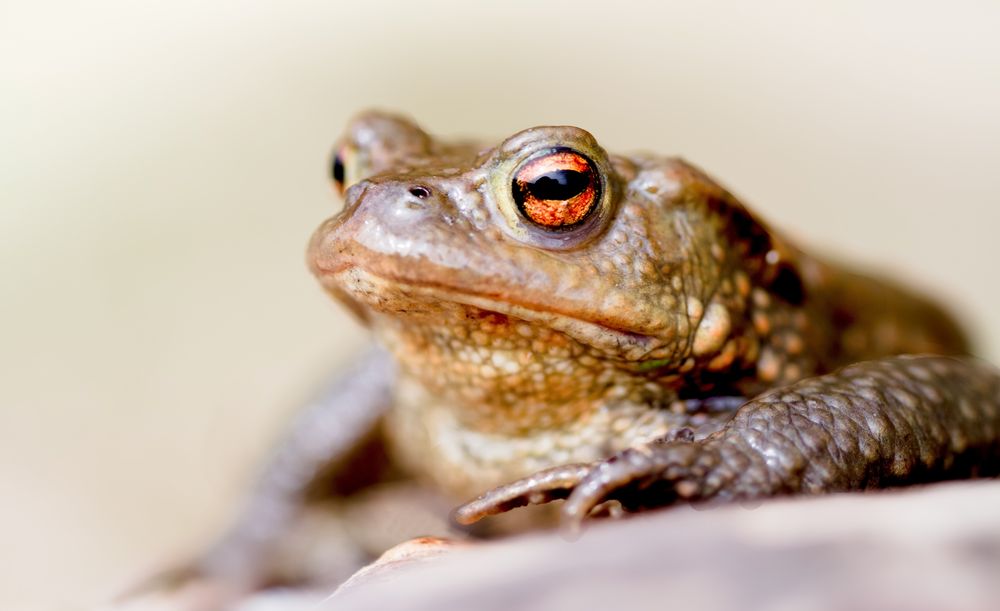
<box><xmin>308</xmin><ymin>179</ymin><xmax>445</xmax><ymax>277</ymax></box>
<box><xmin>353</xmin><ymin>180</ymin><xmax>439</xmax><ymax>228</ymax></box>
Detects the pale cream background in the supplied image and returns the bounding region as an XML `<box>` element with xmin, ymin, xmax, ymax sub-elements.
<box><xmin>2</xmin><ymin>1</ymin><xmax>999</xmax><ymax>608</ymax></box>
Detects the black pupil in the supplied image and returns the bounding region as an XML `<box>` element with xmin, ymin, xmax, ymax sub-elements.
<box><xmin>525</xmin><ymin>169</ymin><xmax>589</xmax><ymax>200</ymax></box>
<box><xmin>332</xmin><ymin>154</ymin><xmax>345</xmax><ymax>184</ymax></box>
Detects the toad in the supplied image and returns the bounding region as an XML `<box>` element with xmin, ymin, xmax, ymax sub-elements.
<box><xmin>184</xmin><ymin>111</ymin><xmax>1000</xmax><ymax>595</ymax></box>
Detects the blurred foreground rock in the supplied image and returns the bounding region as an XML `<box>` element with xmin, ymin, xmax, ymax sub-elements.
<box><xmin>322</xmin><ymin>481</ymin><xmax>1000</xmax><ymax>611</ymax></box>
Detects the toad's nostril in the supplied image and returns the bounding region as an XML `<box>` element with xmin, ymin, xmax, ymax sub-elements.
<box><xmin>409</xmin><ymin>185</ymin><xmax>431</xmax><ymax>199</ymax></box>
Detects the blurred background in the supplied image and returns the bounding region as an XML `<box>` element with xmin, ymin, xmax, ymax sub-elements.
<box><xmin>2</xmin><ymin>1</ymin><xmax>999</xmax><ymax>608</ymax></box>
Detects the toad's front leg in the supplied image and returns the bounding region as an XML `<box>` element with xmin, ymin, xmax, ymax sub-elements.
<box><xmin>454</xmin><ymin>355</ymin><xmax>1000</xmax><ymax>530</ymax></box>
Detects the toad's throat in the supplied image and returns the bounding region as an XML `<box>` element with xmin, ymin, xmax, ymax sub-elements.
<box><xmin>323</xmin><ymin>266</ymin><xmax>662</xmax><ymax>360</ymax></box>
<box><xmin>361</xmin><ymin>294</ymin><xmax>679</xmax><ymax>436</ymax></box>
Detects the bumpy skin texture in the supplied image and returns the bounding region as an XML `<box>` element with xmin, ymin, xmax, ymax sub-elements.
<box><xmin>171</xmin><ymin>111</ymin><xmax>1000</xmax><ymax>597</ymax></box>
<box><xmin>455</xmin><ymin>355</ymin><xmax>1000</xmax><ymax>529</ymax></box>
<box><xmin>311</xmin><ymin>110</ymin><xmax>992</xmax><ymax>511</ymax></box>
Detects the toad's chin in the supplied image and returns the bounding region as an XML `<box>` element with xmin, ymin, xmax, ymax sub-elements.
<box><xmin>317</xmin><ymin>266</ymin><xmax>662</xmax><ymax>361</ymax></box>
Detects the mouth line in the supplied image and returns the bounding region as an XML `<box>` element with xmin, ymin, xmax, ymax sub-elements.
<box><xmin>321</xmin><ymin>265</ymin><xmax>658</xmax><ymax>356</ymax></box>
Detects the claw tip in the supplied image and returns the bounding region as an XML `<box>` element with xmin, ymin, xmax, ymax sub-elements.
<box><xmin>450</xmin><ymin>504</ymin><xmax>479</xmax><ymax>526</ymax></box>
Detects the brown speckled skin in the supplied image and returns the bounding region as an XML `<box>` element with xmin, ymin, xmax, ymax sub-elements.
<box><xmin>310</xmin><ymin>111</ymin><xmax>989</xmax><ymax>507</ymax></box>
<box><xmin>180</xmin><ymin>111</ymin><xmax>999</xmax><ymax>595</ymax></box>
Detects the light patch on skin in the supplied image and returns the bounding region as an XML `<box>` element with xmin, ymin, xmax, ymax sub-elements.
<box><xmin>784</xmin><ymin>331</ymin><xmax>805</xmax><ymax>355</ymax></box>
<box><xmin>490</xmin><ymin>351</ymin><xmax>522</xmax><ymax>374</ymax></box>
<box><xmin>707</xmin><ymin>339</ymin><xmax>739</xmax><ymax>371</ymax></box>
<box><xmin>692</xmin><ymin>302</ymin><xmax>732</xmax><ymax>356</ymax></box>
<box><xmin>735</xmin><ymin>271</ymin><xmax>751</xmax><ymax>298</ymax></box>
<box><xmin>752</xmin><ymin>310</ymin><xmax>772</xmax><ymax>336</ymax></box>
<box><xmin>757</xmin><ymin>346</ymin><xmax>782</xmax><ymax>382</ymax></box>
<box><xmin>686</xmin><ymin>297</ymin><xmax>704</xmax><ymax>320</ymax></box>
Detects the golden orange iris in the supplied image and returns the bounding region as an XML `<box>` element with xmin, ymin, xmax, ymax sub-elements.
<box><xmin>512</xmin><ymin>150</ymin><xmax>599</xmax><ymax>228</ymax></box>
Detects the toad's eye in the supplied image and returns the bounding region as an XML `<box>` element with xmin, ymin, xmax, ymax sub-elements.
<box><xmin>512</xmin><ymin>149</ymin><xmax>600</xmax><ymax>228</ymax></box>
<box><xmin>331</xmin><ymin>147</ymin><xmax>347</xmax><ymax>194</ymax></box>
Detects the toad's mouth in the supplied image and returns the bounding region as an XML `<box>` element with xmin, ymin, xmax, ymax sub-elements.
<box><xmin>318</xmin><ymin>266</ymin><xmax>661</xmax><ymax>360</ymax></box>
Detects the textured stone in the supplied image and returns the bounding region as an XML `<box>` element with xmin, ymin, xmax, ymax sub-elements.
<box><xmin>324</xmin><ymin>481</ymin><xmax>1000</xmax><ymax>611</ymax></box>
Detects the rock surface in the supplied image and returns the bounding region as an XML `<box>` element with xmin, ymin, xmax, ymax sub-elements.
<box><xmin>324</xmin><ymin>481</ymin><xmax>1000</xmax><ymax>611</ymax></box>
